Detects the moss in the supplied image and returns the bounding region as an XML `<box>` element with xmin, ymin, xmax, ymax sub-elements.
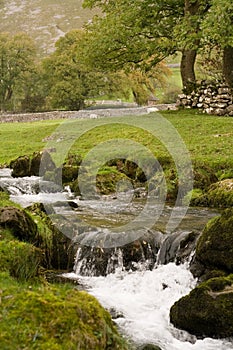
<box><xmin>0</xmin><ymin>238</ymin><xmax>42</xmax><ymax>281</ymax></box>
<box><xmin>183</xmin><ymin>188</ymin><xmax>204</xmax><ymax>206</ymax></box>
<box><xmin>196</xmin><ymin>209</ymin><xmax>233</xmax><ymax>272</ymax></box>
<box><xmin>0</xmin><ymin>273</ymin><xmax>128</xmax><ymax>349</ymax></box>
<box><xmin>206</xmin><ymin>179</ymin><xmax>233</xmax><ymax>208</ymax></box>
<box><xmin>191</xmin><ymin>179</ymin><xmax>233</xmax><ymax>208</ymax></box>
<box><xmin>0</xmin><ymin>192</ymin><xmax>21</xmax><ymax>208</ymax></box>
<box><xmin>170</xmin><ymin>274</ymin><xmax>233</xmax><ymax>338</ymax></box>
<box><xmin>27</xmin><ymin>204</ymin><xmax>75</xmax><ymax>271</ymax></box>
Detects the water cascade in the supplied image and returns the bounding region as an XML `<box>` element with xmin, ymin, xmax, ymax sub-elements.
<box><xmin>0</xmin><ymin>168</ymin><xmax>232</xmax><ymax>350</ymax></box>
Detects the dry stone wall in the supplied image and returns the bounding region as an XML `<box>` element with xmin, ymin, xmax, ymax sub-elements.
<box><xmin>177</xmin><ymin>82</ymin><xmax>233</xmax><ymax>116</ymax></box>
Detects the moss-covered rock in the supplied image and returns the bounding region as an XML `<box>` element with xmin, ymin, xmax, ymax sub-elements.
<box><xmin>0</xmin><ymin>206</ymin><xmax>38</xmax><ymax>242</ymax></box>
<box><xmin>190</xmin><ymin>179</ymin><xmax>233</xmax><ymax>208</ymax></box>
<box><xmin>27</xmin><ymin>203</ymin><xmax>76</xmax><ymax>271</ymax></box>
<box><xmin>195</xmin><ymin>209</ymin><xmax>233</xmax><ymax>273</ymax></box>
<box><xmin>0</xmin><ymin>272</ymin><xmax>129</xmax><ymax>349</ymax></box>
<box><xmin>9</xmin><ymin>151</ymin><xmax>56</xmax><ymax>177</ymax></box>
<box><xmin>205</xmin><ymin>179</ymin><xmax>233</xmax><ymax>208</ymax></box>
<box><xmin>193</xmin><ymin>164</ymin><xmax>218</xmax><ymax>191</ymax></box>
<box><xmin>170</xmin><ymin>275</ymin><xmax>233</xmax><ymax>338</ymax></box>
<box><xmin>10</xmin><ymin>155</ymin><xmax>31</xmax><ymax>177</ymax></box>
<box><xmin>138</xmin><ymin>345</ymin><xmax>162</xmax><ymax>350</ymax></box>
<box><xmin>0</xmin><ymin>238</ymin><xmax>42</xmax><ymax>281</ymax></box>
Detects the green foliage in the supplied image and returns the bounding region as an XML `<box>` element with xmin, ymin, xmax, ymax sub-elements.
<box><xmin>201</xmin><ymin>0</ymin><xmax>233</xmax><ymax>48</ymax></box>
<box><xmin>83</xmin><ymin>0</ymin><xmax>183</xmax><ymax>72</ymax></box>
<box><xmin>0</xmin><ymin>32</ymin><xmax>39</xmax><ymax>112</ymax></box>
<box><xmin>42</xmin><ymin>29</ymin><xmax>131</xmax><ymax>110</ymax></box>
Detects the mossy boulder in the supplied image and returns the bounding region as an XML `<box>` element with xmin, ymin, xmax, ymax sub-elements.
<box><xmin>195</xmin><ymin>209</ymin><xmax>233</xmax><ymax>273</ymax></box>
<box><xmin>0</xmin><ymin>206</ymin><xmax>38</xmax><ymax>242</ymax></box>
<box><xmin>9</xmin><ymin>151</ymin><xmax>55</xmax><ymax>177</ymax></box>
<box><xmin>190</xmin><ymin>179</ymin><xmax>233</xmax><ymax>208</ymax></box>
<box><xmin>137</xmin><ymin>344</ymin><xmax>161</xmax><ymax>350</ymax></box>
<box><xmin>30</xmin><ymin>150</ymin><xmax>56</xmax><ymax>176</ymax></box>
<box><xmin>27</xmin><ymin>203</ymin><xmax>76</xmax><ymax>271</ymax></box>
<box><xmin>170</xmin><ymin>275</ymin><xmax>233</xmax><ymax>338</ymax></box>
<box><xmin>10</xmin><ymin>155</ymin><xmax>31</xmax><ymax>177</ymax></box>
<box><xmin>0</xmin><ymin>272</ymin><xmax>128</xmax><ymax>350</ymax></box>
<box><xmin>138</xmin><ymin>345</ymin><xmax>162</xmax><ymax>350</ymax></box>
<box><xmin>0</xmin><ymin>237</ymin><xmax>42</xmax><ymax>281</ymax></box>
<box><xmin>205</xmin><ymin>179</ymin><xmax>233</xmax><ymax>208</ymax></box>
<box><xmin>193</xmin><ymin>164</ymin><xmax>218</xmax><ymax>191</ymax></box>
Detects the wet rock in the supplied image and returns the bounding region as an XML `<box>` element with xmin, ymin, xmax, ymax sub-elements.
<box><xmin>30</xmin><ymin>150</ymin><xmax>56</xmax><ymax>176</ymax></box>
<box><xmin>157</xmin><ymin>230</ymin><xmax>199</xmax><ymax>265</ymax></box>
<box><xmin>170</xmin><ymin>275</ymin><xmax>233</xmax><ymax>338</ymax></box>
<box><xmin>74</xmin><ymin>230</ymin><xmax>163</xmax><ymax>276</ymax></box>
<box><xmin>0</xmin><ymin>206</ymin><xmax>37</xmax><ymax>242</ymax></box>
<box><xmin>9</xmin><ymin>151</ymin><xmax>56</xmax><ymax>178</ymax></box>
<box><xmin>137</xmin><ymin>345</ymin><xmax>162</xmax><ymax>350</ymax></box>
<box><xmin>10</xmin><ymin>155</ymin><xmax>31</xmax><ymax>177</ymax></box>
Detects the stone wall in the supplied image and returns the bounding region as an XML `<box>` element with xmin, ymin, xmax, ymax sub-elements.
<box><xmin>177</xmin><ymin>82</ymin><xmax>233</xmax><ymax>116</ymax></box>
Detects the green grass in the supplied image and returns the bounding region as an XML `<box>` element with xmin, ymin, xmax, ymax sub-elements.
<box><xmin>0</xmin><ymin>110</ymin><xmax>232</xmax><ymax>171</ymax></box>
<box><xmin>0</xmin><ymin>119</ymin><xmax>61</xmax><ymax>165</ymax></box>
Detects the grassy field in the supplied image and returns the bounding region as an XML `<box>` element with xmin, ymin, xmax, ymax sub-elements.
<box><xmin>0</xmin><ymin>110</ymin><xmax>232</xmax><ymax>173</ymax></box>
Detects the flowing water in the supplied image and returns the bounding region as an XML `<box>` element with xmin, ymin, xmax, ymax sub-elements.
<box><xmin>1</xmin><ymin>168</ymin><xmax>233</xmax><ymax>350</ymax></box>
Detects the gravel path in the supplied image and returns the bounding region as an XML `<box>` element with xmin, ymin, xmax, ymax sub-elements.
<box><xmin>0</xmin><ymin>104</ymin><xmax>177</xmax><ymax>123</ymax></box>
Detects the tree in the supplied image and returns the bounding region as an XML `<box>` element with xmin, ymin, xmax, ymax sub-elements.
<box><xmin>43</xmin><ymin>29</ymin><xmax>164</xmax><ymax>109</ymax></box>
<box><xmin>0</xmin><ymin>32</ymin><xmax>37</xmax><ymax>111</ymax></box>
<box><xmin>43</xmin><ymin>30</ymin><xmax>132</xmax><ymax>110</ymax></box>
<box><xmin>83</xmin><ymin>0</ymin><xmax>213</xmax><ymax>92</ymax></box>
<box><xmin>201</xmin><ymin>0</ymin><xmax>233</xmax><ymax>88</ymax></box>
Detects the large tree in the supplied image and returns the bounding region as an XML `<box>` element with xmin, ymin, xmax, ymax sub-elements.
<box><xmin>83</xmin><ymin>0</ymin><xmax>210</xmax><ymax>92</ymax></box>
<box><xmin>0</xmin><ymin>32</ymin><xmax>37</xmax><ymax>111</ymax></box>
<box><xmin>42</xmin><ymin>29</ymin><xmax>133</xmax><ymax>110</ymax></box>
<box><xmin>201</xmin><ymin>0</ymin><xmax>233</xmax><ymax>88</ymax></box>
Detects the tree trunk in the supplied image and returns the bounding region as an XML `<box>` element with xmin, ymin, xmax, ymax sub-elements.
<box><xmin>180</xmin><ymin>0</ymin><xmax>200</xmax><ymax>93</ymax></box>
<box><xmin>181</xmin><ymin>49</ymin><xmax>197</xmax><ymax>93</ymax></box>
<box><xmin>223</xmin><ymin>46</ymin><xmax>233</xmax><ymax>89</ymax></box>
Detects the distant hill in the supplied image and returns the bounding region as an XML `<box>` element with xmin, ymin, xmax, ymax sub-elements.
<box><xmin>0</xmin><ymin>0</ymin><xmax>97</xmax><ymax>55</ymax></box>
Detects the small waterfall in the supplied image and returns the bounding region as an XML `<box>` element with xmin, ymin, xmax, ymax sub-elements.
<box><xmin>73</xmin><ymin>229</ymin><xmax>199</xmax><ymax>277</ymax></box>
<box><xmin>0</xmin><ymin>168</ymin><xmax>66</xmax><ymax>208</ymax></box>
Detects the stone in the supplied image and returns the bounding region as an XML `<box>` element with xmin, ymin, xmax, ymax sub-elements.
<box><xmin>10</xmin><ymin>155</ymin><xmax>30</xmax><ymax>177</ymax></box>
<box><xmin>138</xmin><ymin>345</ymin><xmax>162</xmax><ymax>350</ymax></box>
<box><xmin>195</xmin><ymin>209</ymin><xmax>233</xmax><ymax>272</ymax></box>
<box><xmin>227</xmin><ymin>105</ymin><xmax>233</xmax><ymax>113</ymax></box>
<box><xmin>0</xmin><ymin>206</ymin><xmax>37</xmax><ymax>242</ymax></box>
<box><xmin>30</xmin><ymin>150</ymin><xmax>56</xmax><ymax>176</ymax></box>
<box><xmin>170</xmin><ymin>274</ymin><xmax>233</xmax><ymax>338</ymax></box>
<box><xmin>9</xmin><ymin>151</ymin><xmax>56</xmax><ymax>178</ymax></box>
<box><xmin>213</xmin><ymin>108</ymin><xmax>227</xmax><ymax>116</ymax></box>
<box><xmin>218</xmin><ymin>87</ymin><xmax>230</xmax><ymax>94</ymax></box>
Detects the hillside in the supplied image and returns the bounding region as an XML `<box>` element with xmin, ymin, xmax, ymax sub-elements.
<box><xmin>0</xmin><ymin>0</ymin><xmax>97</xmax><ymax>55</ymax></box>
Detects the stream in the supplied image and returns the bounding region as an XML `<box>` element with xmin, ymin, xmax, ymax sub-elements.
<box><xmin>0</xmin><ymin>168</ymin><xmax>233</xmax><ymax>350</ymax></box>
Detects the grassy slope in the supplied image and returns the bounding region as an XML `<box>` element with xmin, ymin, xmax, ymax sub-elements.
<box><xmin>0</xmin><ymin>110</ymin><xmax>232</xmax><ymax>170</ymax></box>
<box><xmin>0</xmin><ymin>0</ymin><xmax>97</xmax><ymax>55</ymax></box>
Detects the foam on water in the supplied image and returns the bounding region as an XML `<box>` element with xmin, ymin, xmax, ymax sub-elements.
<box><xmin>67</xmin><ymin>263</ymin><xmax>233</xmax><ymax>350</ymax></box>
